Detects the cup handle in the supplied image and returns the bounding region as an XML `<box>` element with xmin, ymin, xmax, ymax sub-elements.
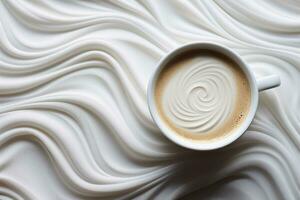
<box><xmin>256</xmin><ymin>75</ymin><xmax>281</xmax><ymax>91</ymax></box>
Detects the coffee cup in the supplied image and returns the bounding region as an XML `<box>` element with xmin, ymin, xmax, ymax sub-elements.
<box><xmin>147</xmin><ymin>42</ymin><xmax>280</xmax><ymax>150</ymax></box>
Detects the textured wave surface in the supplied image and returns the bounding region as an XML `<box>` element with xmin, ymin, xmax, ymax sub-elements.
<box><xmin>0</xmin><ymin>0</ymin><xmax>299</xmax><ymax>199</ymax></box>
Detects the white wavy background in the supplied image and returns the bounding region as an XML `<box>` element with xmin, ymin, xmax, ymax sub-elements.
<box><xmin>0</xmin><ymin>0</ymin><xmax>299</xmax><ymax>199</ymax></box>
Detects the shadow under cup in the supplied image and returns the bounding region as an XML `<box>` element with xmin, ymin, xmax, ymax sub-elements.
<box><xmin>147</xmin><ymin>42</ymin><xmax>259</xmax><ymax>151</ymax></box>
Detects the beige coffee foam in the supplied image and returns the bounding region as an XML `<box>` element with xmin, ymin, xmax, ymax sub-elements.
<box><xmin>155</xmin><ymin>50</ymin><xmax>251</xmax><ymax>142</ymax></box>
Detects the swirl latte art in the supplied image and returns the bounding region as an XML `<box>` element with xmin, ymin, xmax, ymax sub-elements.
<box><xmin>155</xmin><ymin>51</ymin><xmax>251</xmax><ymax>141</ymax></box>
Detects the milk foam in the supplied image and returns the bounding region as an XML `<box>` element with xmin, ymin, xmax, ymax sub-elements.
<box><xmin>155</xmin><ymin>51</ymin><xmax>251</xmax><ymax>141</ymax></box>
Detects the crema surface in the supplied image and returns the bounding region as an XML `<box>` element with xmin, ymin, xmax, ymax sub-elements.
<box><xmin>155</xmin><ymin>51</ymin><xmax>250</xmax><ymax>141</ymax></box>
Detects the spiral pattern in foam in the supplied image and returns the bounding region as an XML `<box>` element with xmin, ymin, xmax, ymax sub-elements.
<box><xmin>158</xmin><ymin>54</ymin><xmax>237</xmax><ymax>135</ymax></box>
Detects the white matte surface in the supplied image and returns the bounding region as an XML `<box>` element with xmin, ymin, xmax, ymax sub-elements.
<box><xmin>0</xmin><ymin>0</ymin><xmax>299</xmax><ymax>199</ymax></box>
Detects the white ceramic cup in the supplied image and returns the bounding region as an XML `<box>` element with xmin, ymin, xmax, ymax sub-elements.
<box><xmin>147</xmin><ymin>42</ymin><xmax>281</xmax><ymax>150</ymax></box>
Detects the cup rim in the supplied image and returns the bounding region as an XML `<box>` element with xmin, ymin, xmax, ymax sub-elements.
<box><xmin>147</xmin><ymin>42</ymin><xmax>258</xmax><ymax>150</ymax></box>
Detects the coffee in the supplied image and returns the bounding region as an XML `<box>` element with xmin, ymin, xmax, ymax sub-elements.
<box><xmin>155</xmin><ymin>50</ymin><xmax>251</xmax><ymax>142</ymax></box>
